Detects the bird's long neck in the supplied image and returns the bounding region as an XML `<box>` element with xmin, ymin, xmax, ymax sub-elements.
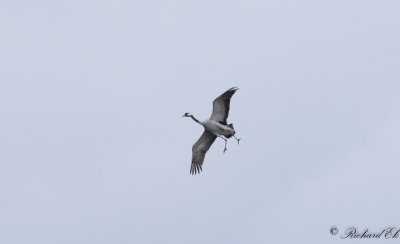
<box><xmin>190</xmin><ymin>115</ymin><xmax>200</xmax><ymax>124</ymax></box>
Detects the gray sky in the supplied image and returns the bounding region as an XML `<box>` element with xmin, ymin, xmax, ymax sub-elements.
<box><xmin>1</xmin><ymin>0</ymin><xmax>400</xmax><ymax>243</ymax></box>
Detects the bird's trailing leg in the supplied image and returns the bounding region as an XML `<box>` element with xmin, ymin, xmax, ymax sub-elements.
<box><xmin>218</xmin><ymin>135</ymin><xmax>228</xmax><ymax>153</ymax></box>
<box><xmin>233</xmin><ymin>135</ymin><xmax>241</xmax><ymax>144</ymax></box>
<box><xmin>223</xmin><ymin>139</ymin><xmax>227</xmax><ymax>153</ymax></box>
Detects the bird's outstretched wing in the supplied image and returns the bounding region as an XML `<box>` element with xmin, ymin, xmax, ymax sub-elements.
<box><xmin>191</xmin><ymin>130</ymin><xmax>217</xmax><ymax>175</ymax></box>
<box><xmin>210</xmin><ymin>87</ymin><xmax>239</xmax><ymax>124</ymax></box>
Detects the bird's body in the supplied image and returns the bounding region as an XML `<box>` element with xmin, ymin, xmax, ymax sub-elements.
<box><xmin>183</xmin><ymin>87</ymin><xmax>240</xmax><ymax>175</ymax></box>
<box><xmin>199</xmin><ymin>119</ymin><xmax>236</xmax><ymax>139</ymax></box>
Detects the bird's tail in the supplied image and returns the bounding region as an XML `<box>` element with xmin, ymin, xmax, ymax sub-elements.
<box><xmin>226</xmin><ymin>123</ymin><xmax>235</xmax><ymax>138</ymax></box>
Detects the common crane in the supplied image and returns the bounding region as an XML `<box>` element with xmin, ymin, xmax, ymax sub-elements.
<box><xmin>182</xmin><ymin>87</ymin><xmax>240</xmax><ymax>175</ymax></box>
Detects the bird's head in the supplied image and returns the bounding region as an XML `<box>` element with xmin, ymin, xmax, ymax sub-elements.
<box><xmin>182</xmin><ymin>112</ymin><xmax>192</xmax><ymax>118</ymax></box>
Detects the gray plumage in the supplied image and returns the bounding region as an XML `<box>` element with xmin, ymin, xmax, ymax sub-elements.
<box><xmin>210</xmin><ymin>87</ymin><xmax>238</xmax><ymax>125</ymax></box>
<box><xmin>190</xmin><ymin>131</ymin><xmax>216</xmax><ymax>175</ymax></box>
<box><xmin>183</xmin><ymin>87</ymin><xmax>240</xmax><ymax>175</ymax></box>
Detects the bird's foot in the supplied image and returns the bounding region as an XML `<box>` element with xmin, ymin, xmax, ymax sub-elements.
<box><xmin>236</xmin><ymin>138</ymin><xmax>241</xmax><ymax>144</ymax></box>
<box><xmin>223</xmin><ymin>148</ymin><xmax>227</xmax><ymax>154</ymax></box>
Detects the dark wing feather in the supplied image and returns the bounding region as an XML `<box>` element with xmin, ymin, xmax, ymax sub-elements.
<box><xmin>210</xmin><ymin>87</ymin><xmax>239</xmax><ymax>124</ymax></box>
<box><xmin>190</xmin><ymin>130</ymin><xmax>217</xmax><ymax>175</ymax></box>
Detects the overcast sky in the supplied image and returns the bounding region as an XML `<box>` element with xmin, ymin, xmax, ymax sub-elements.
<box><xmin>1</xmin><ymin>0</ymin><xmax>400</xmax><ymax>243</ymax></box>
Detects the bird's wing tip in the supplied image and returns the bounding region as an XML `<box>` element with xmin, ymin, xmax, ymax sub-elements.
<box><xmin>190</xmin><ymin>164</ymin><xmax>202</xmax><ymax>175</ymax></box>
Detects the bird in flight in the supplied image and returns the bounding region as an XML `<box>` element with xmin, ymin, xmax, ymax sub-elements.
<box><xmin>182</xmin><ymin>87</ymin><xmax>241</xmax><ymax>175</ymax></box>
